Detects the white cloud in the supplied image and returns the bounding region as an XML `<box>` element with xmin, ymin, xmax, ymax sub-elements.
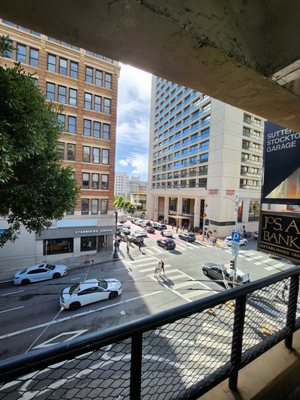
<box><xmin>119</xmin><ymin>159</ymin><xmax>129</xmax><ymax>166</ymax></box>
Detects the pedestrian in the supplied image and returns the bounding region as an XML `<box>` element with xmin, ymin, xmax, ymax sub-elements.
<box><xmin>138</xmin><ymin>241</ymin><xmax>142</xmax><ymax>251</ymax></box>
<box><xmin>126</xmin><ymin>242</ymin><xmax>130</xmax><ymax>254</ymax></box>
<box><xmin>154</xmin><ymin>261</ymin><xmax>161</xmax><ymax>278</ymax></box>
<box><xmin>161</xmin><ymin>260</ymin><xmax>165</xmax><ymax>275</ymax></box>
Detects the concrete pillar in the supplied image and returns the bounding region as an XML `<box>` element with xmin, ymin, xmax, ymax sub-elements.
<box><xmin>153</xmin><ymin>195</ymin><xmax>159</xmax><ymax>221</ymax></box>
<box><xmin>177</xmin><ymin>197</ymin><xmax>182</xmax><ymax>215</ymax></box>
<box><xmin>242</xmin><ymin>199</ymin><xmax>250</xmax><ymax>223</ymax></box>
<box><xmin>164</xmin><ymin>196</ymin><xmax>169</xmax><ymax>222</ymax></box>
<box><xmin>194</xmin><ymin>197</ymin><xmax>201</xmax><ymax>228</ymax></box>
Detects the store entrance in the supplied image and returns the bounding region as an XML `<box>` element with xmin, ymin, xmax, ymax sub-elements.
<box><xmin>97</xmin><ymin>235</ymin><xmax>107</xmax><ymax>251</ymax></box>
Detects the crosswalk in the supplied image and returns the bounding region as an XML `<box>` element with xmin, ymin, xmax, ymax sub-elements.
<box><xmin>124</xmin><ymin>254</ymin><xmax>215</xmax><ymax>303</ymax></box>
<box><xmin>227</xmin><ymin>249</ymin><xmax>290</xmax><ymax>271</ymax></box>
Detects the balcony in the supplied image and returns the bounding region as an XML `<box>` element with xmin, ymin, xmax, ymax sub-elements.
<box><xmin>1</xmin><ymin>268</ymin><xmax>299</xmax><ymax>399</ymax></box>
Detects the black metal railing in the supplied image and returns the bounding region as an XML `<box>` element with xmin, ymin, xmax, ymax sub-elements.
<box><xmin>0</xmin><ymin>267</ymin><xmax>299</xmax><ymax>399</ymax></box>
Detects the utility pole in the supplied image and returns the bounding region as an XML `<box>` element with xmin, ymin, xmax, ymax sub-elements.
<box><xmin>202</xmin><ymin>201</ymin><xmax>208</xmax><ymax>241</ymax></box>
<box><xmin>113</xmin><ymin>209</ymin><xmax>119</xmax><ymax>259</ymax></box>
<box><xmin>225</xmin><ymin>193</ymin><xmax>240</xmax><ymax>282</ymax></box>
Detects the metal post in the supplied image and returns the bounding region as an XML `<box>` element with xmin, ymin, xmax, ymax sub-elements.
<box><xmin>229</xmin><ymin>294</ymin><xmax>247</xmax><ymax>392</ymax></box>
<box><xmin>285</xmin><ymin>274</ymin><xmax>299</xmax><ymax>349</ymax></box>
<box><xmin>130</xmin><ymin>332</ymin><xmax>143</xmax><ymax>400</ymax></box>
<box><xmin>113</xmin><ymin>210</ymin><xmax>118</xmax><ymax>259</ymax></box>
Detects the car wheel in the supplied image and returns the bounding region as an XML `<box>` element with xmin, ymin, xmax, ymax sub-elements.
<box><xmin>53</xmin><ymin>272</ymin><xmax>61</xmax><ymax>279</ymax></box>
<box><xmin>203</xmin><ymin>269</ymin><xmax>208</xmax><ymax>276</ymax></box>
<box><xmin>21</xmin><ymin>279</ymin><xmax>30</xmax><ymax>285</ymax></box>
<box><xmin>109</xmin><ymin>291</ymin><xmax>118</xmax><ymax>299</ymax></box>
<box><xmin>69</xmin><ymin>302</ymin><xmax>81</xmax><ymax>311</ymax></box>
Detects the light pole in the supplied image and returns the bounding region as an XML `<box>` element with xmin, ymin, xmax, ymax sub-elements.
<box><xmin>113</xmin><ymin>209</ymin><xmax>119</xmax><ymax>259</ymax></box>
<box><xmin>225</xmin><ymin>193</ymin><xmax>240</xmax><ymax>282</ymax></box>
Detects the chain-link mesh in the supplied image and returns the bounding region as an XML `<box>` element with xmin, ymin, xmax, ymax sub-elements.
<box><xmin>0</xmin><ymin>340</ymin><xmax>132</xmax><ymax>400</ymax></box>
<box><xmin>296</xmin><ymin>281</ymin><xmax>300</xmax><ymax>329</ymax></box>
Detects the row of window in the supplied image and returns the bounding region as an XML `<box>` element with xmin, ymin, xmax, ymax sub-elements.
<box><xmin>82</xmin><ymin>173</ymin><xmax>109</xmax><ymax>190</ymax></box>
<box><xmin>45</xmin><ymin>82</ymin><xmax>112</xmax><ymax>113</ymax></box>
<box><xmin>81</xmin><ymin>198</ymin><xmax>108</xmax><ymax>215</ymax></box>
<box><xmin>57</xmin><ymin>142</ymin><xmax>110</xmax><ymax>164</ymax></box>
<box><xmin>85</xmin><ymin>66</ymin><xmax>112</xmax><ymax>89</ymax></box>
<box><xmin>3</xmin><ymin>41</ymin><xmax>39</xmax><ymax>67</ymax></box>
<box><xmin>57</xmin><ymin>114</ymin><xmax>111</xmax><ymax>139</ymax></box>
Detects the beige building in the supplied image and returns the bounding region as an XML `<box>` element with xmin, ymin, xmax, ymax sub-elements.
<box><xmin>0</xmin><ymin>19</ymin><xmax>119</xmax><ymax>268</ymax></box>
<box><xmin>147</xmin><ymin>77</ymin><xmax>264</xmax><ymax>237</ymax></box>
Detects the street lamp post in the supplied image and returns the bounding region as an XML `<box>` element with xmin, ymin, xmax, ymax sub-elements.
<box><xmin>225</xmin><ymin>193</ymin><xmax>240</xmax><ymax>281</ymax></box>
<box><xmin>113</xmin><ymin>209</ymin><xmax>119</xmax><ymax>259</ymax></box>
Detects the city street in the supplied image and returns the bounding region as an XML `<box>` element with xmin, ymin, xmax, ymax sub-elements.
<box><xmin>0</xmin><ymin>223</ymin><xmax>293</xmax><ymax>360</ymax></box>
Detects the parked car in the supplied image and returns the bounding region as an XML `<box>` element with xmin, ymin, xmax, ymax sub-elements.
<box><xmin>60</xmin><ymin>278</ymin><xmax>122</xmax><ymax>311</ymax></box>
<box><xmin>202</xmin><ymin>262</ymin><xmax>250</xmax><ymax>286</ymax></box>
<box><xmin>224</xmin><ymin>236</ymin><xmax>248</xmax><ymax>246</ymax></box>
<box><xmin>146</xmin><ymin>226</ymin><xmax>155</xmax><ymax>234</ymax></box>
<box><xmin>154</xmin><ymin>223</ymin><xmax>167</xmax><ymax>231</ymax></box>
<box><xmin>157</xmin><ymin>238</ymin><xmax>176</xmax><ymax>250</ymax></box>
<box><xmin>161</xmin><ymin>230</ymin><xmax>173</xmax><ymax>238</ymax></box>
<box><xmin>178</xmin><ymin>233</ymin><xmax>196</xmax><ymax>242</ymax></box>
<box><xmin>14</xmin><ymin>263</ymin><xmax>68</xmax><ymax>285</ymax></box>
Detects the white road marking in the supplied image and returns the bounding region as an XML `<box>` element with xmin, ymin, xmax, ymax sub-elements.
<box><xmin>0</xmin><ymin>306</ymin><xmax>24</xmax><ymax>314</ymax></box>
<box><xmin>33</xmin><ymin>330</ymin><xmax>88</xmax><ymax>349</ymax></box>
<box><xmin>0</xmin><ymin>291</ymin><xmax>163</xmax><ymax>340</ymax></box>
<box><xmin>0</xmin><ymin>290</ymin><xmax>24</xmax><ymax>296</ymax></box>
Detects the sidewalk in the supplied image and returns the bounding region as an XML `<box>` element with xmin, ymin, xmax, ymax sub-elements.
<box><xmin>0</xmin><ymin>250</ymin><xmax>117</xmax><ymax>284</ymax></box>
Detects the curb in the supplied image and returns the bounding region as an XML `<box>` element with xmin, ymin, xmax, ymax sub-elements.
<box><xmin>0</xmin><ymin>257</ymin><xmax>120</xmax><ymax>286</ymax></box>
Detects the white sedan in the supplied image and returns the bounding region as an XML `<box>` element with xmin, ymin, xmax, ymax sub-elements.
<box><xmin>14</xmin><ymin>263</ymin><xmax>68</xmax><ymax>285</ymax></box>
<box><xmin>224</xmin><ymin>236</ymin><xmax>248</xmax><ymax>246</ymax></box>
<box><xmin>161</xmin><ymin>230</ymin><xmax>173</xmax><ymax>238</ymax></box>
<box><xmin>134</xmin><ymin>230</ymin><xmax>148</xmax><ymax>237</ymax></box>
<box><xmin>60</xmin><ymin>278</ymin><xmax>122</xmax><ymax>311</ymax></box>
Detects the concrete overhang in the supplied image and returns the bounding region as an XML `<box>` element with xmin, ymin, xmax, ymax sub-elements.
<box><xmin>1</xmin><ymin>0</ymin><xmax>300</xmax><ymax>130</ymax></box>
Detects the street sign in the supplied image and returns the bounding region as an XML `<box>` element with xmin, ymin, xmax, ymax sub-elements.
<box><xmin>231</xmin><ymin>231</ymin><xmax>240</xmax><ymax>243</ymax></box>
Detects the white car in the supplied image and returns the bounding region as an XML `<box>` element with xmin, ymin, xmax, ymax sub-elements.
<box><xmin>134</xmin><ymin>230</ymin><xmax>148</xmax><ymax>237</ymax></box>
<box><xmin>161</xmin><ymin>230</ymin><xmax>173</xmax><ymax>238</ymax></box>
<box><xmin>60</xmin><ymin>278</ymin><xmax>122</xmax><ymax>311</ymax></box>
<box><xmin>14</xmin><ymin>263</ymin><xmax>68</xmax><ymax>285</ymax></box>
<box><xmin>224</xmin><ymin>236</ymin><xmax>248</xmax><ymax>246</ymax></box>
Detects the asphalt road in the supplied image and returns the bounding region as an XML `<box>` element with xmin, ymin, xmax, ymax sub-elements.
<box><xmin>0</xmin><ymin>224</ymin><xmax>293</xmax><ymax>360</ymax></box>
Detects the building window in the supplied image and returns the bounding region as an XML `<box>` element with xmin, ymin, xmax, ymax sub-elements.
<box><xmin>102</xmin><ymin>149</ymin><xmax>109</xmax><ymax>164</ymax></box>
<box><xmin>101</xmin><ymin>174</ymin><xmax>108</xmax><ymax>190</ymax></box>
<box><xmin>3</xmin><ymin>39</ymin><xmax>12</xmax><ymax>58</ymax></box>
<box><xmin>69</xmin><ymin>88</ymin><xmax>77</xmax><ymax>106</ymax></box>
<box><xmin>95</xmin><ymin>69</ymin><xmax>103</xmax><ymax>86</ymax></box>
<box><xmin>47</xmin><ymin>54</ymin><xmax>56</xmax><ymax>72</ymax></box>
<box><xmin>57</xmin><ymin>142</ymin><xmax>65</xmax><ymax>160</ymax></box>
<box><xmin>85</xmin><ymin>66</ymin><xmax>93</xmax><ymax>83</ymax></box>
<box><xmin>58</xmin><ymin>114</ymin><xmax>65</xmax><ymax>130</ymax></box>
<box><xmin>16</xmin><ymin>43</ymin><xmax>26</xmax><ymax>63</ymax></box>
<box><xmin>92</xmin><ymin>173</ymin><xmax>99</xmax><ymax>189</ymax></box>
<box><xmin>105</xmin><ymin>73</ymin><xmax>112</xmax><ymax>89</ymax></box>
<box><xmin>103</xmin><ymin>98</ymin><xmax>111</xmax><ymax>114</ymax></box>
<box><xmin>244</xmin><ymin>114</ymin><xmax>251</xmax><ymax>124</ymax></box>
<box><xmin>70</xmin><ymin>61</ymin><xmax>78</xmax><ymax>79</ymax></box>
<box><xmin>100</xmin><ymin>199</ymin><xmax>108</xmax><ymax>214</ymax></box>
<box><xmin>84</xmin><ymin>92</ymin><xmax>92</xmax><ymax>109</ymax></box>
<box><xmin>82</xmin><ymin>146</ymin><xmax>91</xmax><ymax>162</ymax></box>
<box><xmin>44</xmin><ymin>238</ymin><xmax>73</xmax><ymax>255</ymax></box>
<box><xmin>68</xmin><ymin>116</ymin><xmax>76</xmax><ymax>134</ymax></box>
<box><xmin>103</xmin><ymin>124</ymin><xmax>110</xmax><ymax>140</ymax></box>
<box><xmin>67</xmin><ymin>144</ymin><xmax>76</xmax><ymax>161</ymax></box>
<box><xmin>199</xmin><ymin>153</ymin><xmax>208</xmax><ymax>163</ymax></box>
<box><xmin>82</xmin><ymin>173</ymin><xmax>90</xmax><ymax>189</ymax></box>
<box><xmin>94</xmin><ymin>95</ymin><xmax>102</xmax><ymax>112</ymax></box>
<box><xmin>83</xmin><ymin>119</ymin><xmax>91</xmax><ymax>136</ymax></box>
<box><xmin>93</xmin><ymin>121</ymin><xmax>101</xmax><ymax>138</ymax></box>
<box><xmin>81</xmin><ymin>199</ymin><xmax>89</xmax><ymax>215</ymax></box>
<box><xmin>249</xmin><ymin>201</ymin><xmax>260</xmax><ymax>221</ymax></box>
<box><xmin>81</xmin><ymin>236</ymin><xmax>97</xmax><ymax>251</ymax></box>
<box><xmin>58</xmin><ymin>85</ymin><xmax>67</xmax><ymax>103</ymax></box>
<box><xmin>91</xmin><ymin>199</ymin><xmax>99</xmax><ymax>215</ymax></box>
<box><xmin>46</xmin><ymin>82</ymin><xmax>55</xmax><ymax>101</ymax></box>
<box><xmin>29</xmin><ymin>48</ymin><xmax>39</xmax><ymax>67</ymax></box>
<box><xmin>59</xmin><ymin>57</ymin><xmax>68</xmax><ymax>75</ymax></box>
<box><xmin>92</xmin><ymin>147</ymin><xmax>100</xmax><ymax>164</ymax></box>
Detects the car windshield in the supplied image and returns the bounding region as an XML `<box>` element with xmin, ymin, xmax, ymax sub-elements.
<box><xmin>46</xmin><ymin>264</ymin><xmax>55</xmax><ymax>270</ymax></box>
<box><xmin>70</xmin><ymin>284</ymin><xmax>80</xmax><ymax>294</ymax></box>
<box><xmin>98</xmin><ymin>280</ymin><xmax>108</xmax><ymax>289</ymax></box>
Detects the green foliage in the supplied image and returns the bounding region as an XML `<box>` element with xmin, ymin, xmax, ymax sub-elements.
<box><xmin>0</xmin><ymin>39</ymin><xmax>79</xmax><ymax>246</ymax></box>
<box><xmin>114</xmin><ymin>195</ymin><xmax>135</xmax><ymax>214</ymax></box>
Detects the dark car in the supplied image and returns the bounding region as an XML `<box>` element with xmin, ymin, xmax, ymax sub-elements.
<box><xmin>178</xmin><ymin>233</ymin><xmax>196</xmax><ymax>242</ymax></box>
<box><xmin>154</xmin><ymin>223</ymin><xmax>167</xmax><ymax>231</ymax></box>
<box><xmin>157</xmin><ymin>238</ymin><xmax>176</xmax><ymax>250</ymax></box>
<box><xmin>202</xmin><ymin>263</ymin><xmax>250</xmax><ymax>286</ymax></box>
<box><xmin>146</xmin><ymin>226</ymin><xmax>155</xmax><ymax>234</ymax></box>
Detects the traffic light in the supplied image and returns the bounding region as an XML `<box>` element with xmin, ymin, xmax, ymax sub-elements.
<box><xmin>230</xmin><ymin>260</ymin><xmax>235</xmax><ymax>269</ymax></box>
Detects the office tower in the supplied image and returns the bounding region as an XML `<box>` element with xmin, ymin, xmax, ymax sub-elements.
<box><xmin>147</xmin><ymin>77</ymin><xmax>264</xmax><ymax>237</ymax></box>
<box><xmin>0</xmin><ymin>19</ymin><xmax>120</xmax><ymax>267</ymax></box>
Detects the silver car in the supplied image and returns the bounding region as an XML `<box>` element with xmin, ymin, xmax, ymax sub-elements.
<box><xmin>14</xmin><ymin>263</ymin><xmax>68</xmax><ymax>285</ymax></box>
<box><xmin>60</xmin><ymin>278</ymin><xmax>122</xmax><ymax>311</ymax></box>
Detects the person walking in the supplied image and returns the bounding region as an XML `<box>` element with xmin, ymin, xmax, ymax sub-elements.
<box><xmin>126</xmin><ymin>242</ymin><xmax>130</xmax><ymax>254</ymax></box>
<box><xmin>161</xmin><ymin>260</ymin><xmax>165</xmax><ymax>275</ymax></box>
<box><xmin>138</xmin><ymin>240</ymin><xmax>142</xmax><ymax>251</ymax></box>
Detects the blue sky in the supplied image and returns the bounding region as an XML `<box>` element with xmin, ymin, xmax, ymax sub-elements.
<box><xmin>116</xmin><ymin>64</ymin><xmax>152</xmax><ymax>181</ymax></box>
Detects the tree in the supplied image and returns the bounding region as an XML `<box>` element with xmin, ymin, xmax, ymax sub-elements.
<box><xmin>0</xmin><ymin>36</ymin><xmax>79</xmax><ymax>246</ymax></box>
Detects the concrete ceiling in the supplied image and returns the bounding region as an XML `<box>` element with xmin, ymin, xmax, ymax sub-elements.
<box><xmin>1</xmin><ymin>0</ymin><xmax>300</xmax><ymax>130</ymax></box>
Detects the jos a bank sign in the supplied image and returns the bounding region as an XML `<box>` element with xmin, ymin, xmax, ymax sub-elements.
<box><xmin>258</xmin><ymin>211</ymin><xmax>300</xmax><ymax>263</ymax></box>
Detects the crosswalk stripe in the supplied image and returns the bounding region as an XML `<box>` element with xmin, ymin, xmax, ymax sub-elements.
<box><xmin>130</xmin><ymin>258</ymin><xmax>157</xmax><ymax>266</ymax></box>
<box><xmin>174</xmin><ymin>281</ymin><xmax>197</xmax><ymax>289</ymax></box>
<box><xmin>139</xmin><ymin>266</ymin><xmax>156</xmax><ymax>273</ymax></box>
<box><xmin>166</xmin><ymin>273</ymin><xmax>186</xmax><ymax>280</ymax></box>
<box><xmin>184</xmin><ymin>290</ymin><xmax>210</xmax><ymax>299</ymax></box>
<box><xmin>254</xmin><ymin>261</ymin><xmax>262</xmax><ymax>265</ymax></box>
<box><xmin>272</xmin><ymin>262</ymin><xmax>285</xmax><ymax>268</ymax></box>
<box><xmin>265</xmin><ymin>266</ymin><xmax>274</xmax><ymax>271</ymax></box>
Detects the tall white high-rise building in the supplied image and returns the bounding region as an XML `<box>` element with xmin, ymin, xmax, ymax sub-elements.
<box><xmin>114</xmin><ymin>172</ymin><xmax>129</xmax><ymax>196</ymax></box>
<box><xmin>147</xmin><ymin>77</ymin><xmax>265</xmax><ymax>237</ymax></box>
